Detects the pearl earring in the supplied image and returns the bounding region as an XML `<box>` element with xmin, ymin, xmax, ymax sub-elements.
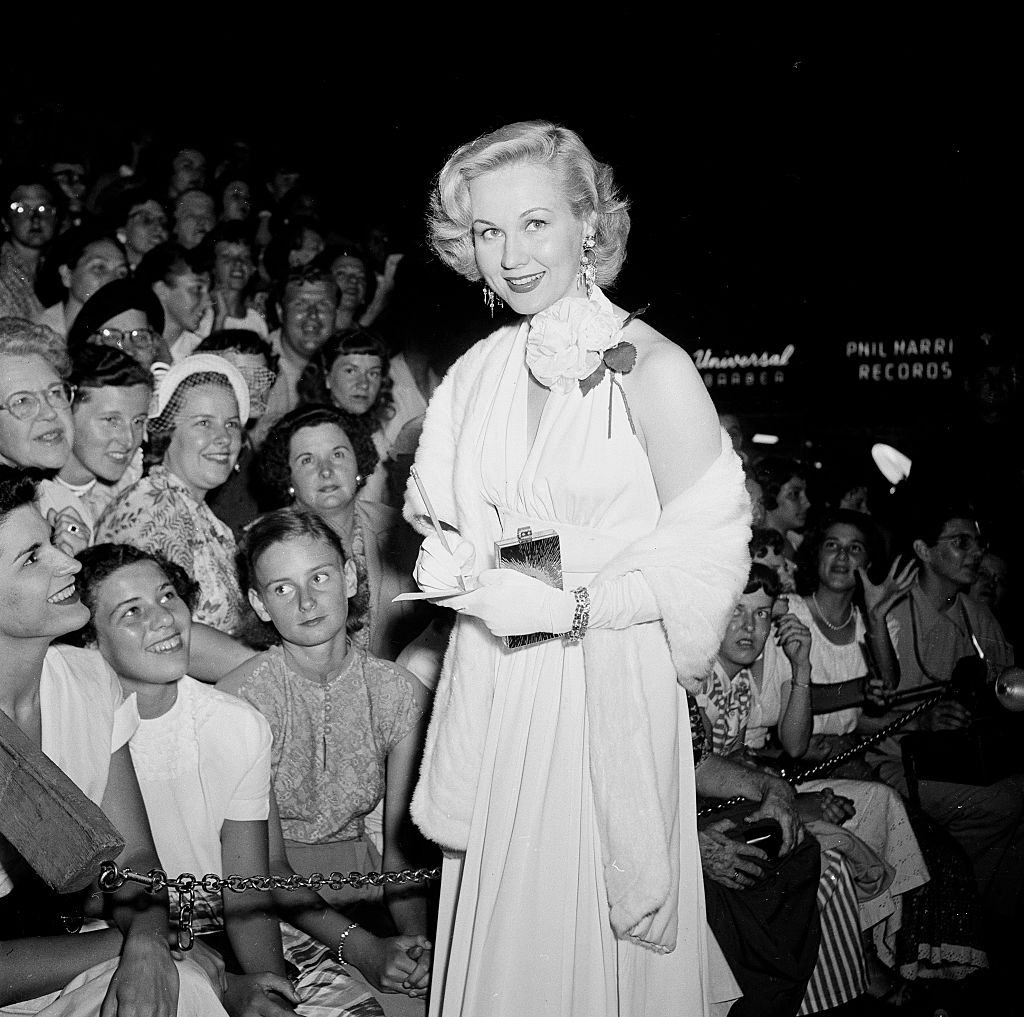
<box><xmin>287</xmin><ymin>486</ymin><xmax>295</xmax><ymax>497</ymax></box>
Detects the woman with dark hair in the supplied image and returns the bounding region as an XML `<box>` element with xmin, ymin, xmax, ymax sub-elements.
<box><xmin>0</xmin><ymin>469</ymin><xmax>226</xmax><ymax>1014</ymax></box>
<box><xmin>95</xmin><ymin>355</ymin><xmax>250</xmax><ymax>635</ymax></box>
<box><xmin>792</xmin><ymin>509</ymin><xmax>911</xmax><ymax>764</ymax></box>
<box><xmin>261</xmin><ymin>217</ymin><xmax>325</xmax><ymax>289</ymax></box>
<box><xmin>220</xmin><ymin>508</ymin><xmax>433</xmax><ymax>1015</ymax></box>
<box><xmin>314</xmin><ymin>244</ymin><xmax>377</xmax><ymax>331</ymax></box>
<box><xmin>74</xmin><ymin>541</ymin><xmax>391</xmax><ymax>1017</ymax></box>
<box><xmin>257</xmin><ymin>403</ymin><xmax>420</xmax><ymax>660</ymax></box>
<box><xmin>34</xmin><ymin>226</ymin><xmax>128</xmax><ymax>337</ymax></box>
<box><xmin>754</xmin><ymin>455</ymin><xmax>812</xmax><ymax>558</ymax></box>
<box><xmin>214</xmin><ymin>173</ymin><xmax>256</xmax><ymax>226</ymax></box>
<box><xmin>298</xmin><ymin>326</ymin><xmax>395</xmax><ymax>503</ymax></box>
<box><xmin>66</xmin><ymin>277</ymin><xmax>169</xmax><ymax>370</ymax></box>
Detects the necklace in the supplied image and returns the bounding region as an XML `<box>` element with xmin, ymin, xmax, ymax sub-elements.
<box><xmin>811</xmin><ymin>591</ymin><xmax>854</xmax><ymax>631</ymax></box>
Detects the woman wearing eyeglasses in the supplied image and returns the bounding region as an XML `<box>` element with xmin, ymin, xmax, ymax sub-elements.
<box><xmin>1</xmin><ymin>179</ymin><xmax>60</xmax><ymax>320</ymax></box>
<box><xmin>67</xmin><ymin>277</ymin><xmax>171</xmax><ymax>371</ymax></box>
<box><xmin>0</xmin><ymin>318</ymin><xmax>91</xmax><ymax>557</ymax></box>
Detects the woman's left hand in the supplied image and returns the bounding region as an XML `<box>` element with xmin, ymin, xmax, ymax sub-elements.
<box><xmin>858</xmin><ymin>560</ymin><xmax>916</xmax><ymax>621</ymax></box>
<box><xmin>101</xmin><ymin>933</ymin><xmax>178</xmax><ymax>1017</ymax></box>
<box><xmin>746</xmin><ymin>783</ymin><xmax>803</xmax><ymax>857</ymax></box>
<box><xmin>47</xmin><ymin>506</ymin><xmax>91</xmax><ymax>557</ymax></box>
<box><xmin>819</xmin><ymin>787</ymin><xmax>856</xmax><ymax>825</ymax></box>
<box><xmin>437</xmin><ymin>569</ymin><xmax>577</xmax><ymax>637</ymax></box>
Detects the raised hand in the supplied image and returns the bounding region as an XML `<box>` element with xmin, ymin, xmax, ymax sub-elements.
<box><xmin>858</xmin><ymin>558</ymin><xmax>916</xmax><ymax>621</ymax></box>
<box><xmin>47</xmin><ymin>505</ymin><xmax>91</xmax><ymax>557</ymax></box>
<box><xmin>774</xmin><ymin>612</ymin><xmax>812</xmax><ymax>669</ymax></box>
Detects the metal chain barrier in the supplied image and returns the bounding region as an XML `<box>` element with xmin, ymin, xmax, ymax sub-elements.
<box><xmin>93</xmin><ymin>693</ymin><xmax>946</xmax><ymax>947</ymax></box>
<box><xmin>696</xmin><ymin>688</ymin><xmax>945</xmax><ymax>819</ymax></box>
<box><xmin>98</xmin><ymin>862</ymin><xmax>441</xmax><ymax>951</ymax></box>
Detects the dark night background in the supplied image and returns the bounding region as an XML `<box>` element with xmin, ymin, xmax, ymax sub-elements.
<box><xmin>2</xmin><ymin>20</ymin><xmax>1016</xmax><ymax>470</ymax></box>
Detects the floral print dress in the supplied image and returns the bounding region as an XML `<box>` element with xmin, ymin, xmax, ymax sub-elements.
<box><xmin>95</xmin><ymin>464</ymin><xmax>246</xmax><ymax>634</ymax></box>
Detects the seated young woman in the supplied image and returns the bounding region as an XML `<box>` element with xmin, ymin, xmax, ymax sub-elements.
<box><xmin>73</xmin><ymin>542</ymin><xmax>390</xmax><ymax>1017</ymax></box>
<box><xmin>709</xmin><ymin>562</ymin><xmax>985</xmax><ymax>996</ymax></box>
<box><xmin>0</xmin><ymin>468</ymin><xmax>224</xmax><ymax>1016</ymax></box>
<box><xmin>218</xmin><ymin>508</ymin><xmax>434</xmax><ymax>1017</ymax></box>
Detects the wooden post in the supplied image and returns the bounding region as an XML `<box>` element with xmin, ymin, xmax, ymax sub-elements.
<box><xmin>0</xmin><ymin>709</ymin><xmax>124</xmax><ymax>894</ymax></box>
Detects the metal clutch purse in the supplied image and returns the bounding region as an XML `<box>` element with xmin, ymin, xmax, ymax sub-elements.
<box><xmin>495</xmin><ymin>526</ymin><xmax>564</xmax><ymax>649</ymax></box>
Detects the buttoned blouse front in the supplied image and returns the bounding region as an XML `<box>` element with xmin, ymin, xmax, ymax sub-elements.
<box><xmin>230</xmin><ymin>643</ymin><xmax>423</xmax><ymax>844</ymax></box>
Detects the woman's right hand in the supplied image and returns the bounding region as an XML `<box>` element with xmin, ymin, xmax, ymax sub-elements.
<box><xmin>413</xmin><ymin>533</ymin><xmax>474</xmax><ymax>595</ymax></box>
<box><xmin>698</xmin><ymin>822</ymin><xmax>768</xmax><ymax>889</ymax></box>
<box><xmin>355</xmin><ymin>934</ymin><xmax>432</xmax><ymax>998</ymax></box>
<box><xmin>101</xmin><ymin>932</ymin><xmax>179</xmax><ymax>1017</ymax></box>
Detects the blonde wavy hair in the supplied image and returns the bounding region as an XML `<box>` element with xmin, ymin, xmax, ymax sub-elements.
<box><xmin>428</xmin><ymin>121</ymin><xmax>631</xmax><ymax>288</ymax></box>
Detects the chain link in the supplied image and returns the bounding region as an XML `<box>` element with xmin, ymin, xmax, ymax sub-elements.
<box><xmin>98</xmin><ymin>862</ymin><xmax>441</xmax><ymax>951</ymax></box>
<box><xmin>696</xmin><ymin>688</ymin><xmax>946</xmax><ymax>818</ymax></box>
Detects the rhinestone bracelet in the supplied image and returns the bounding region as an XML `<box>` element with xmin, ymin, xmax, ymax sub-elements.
<box><xmin>336</xmin><ymin>921</ymin><xmax>360</xmax><ymax>967</ymax></box>
<box><xmin>566</xmin><ymin>587</ymin><xmax>590</xmax><ymax>642</ymax></box>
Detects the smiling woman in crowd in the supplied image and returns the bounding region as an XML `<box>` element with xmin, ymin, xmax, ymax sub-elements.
<box><xmin>66</xmin><ymin>276</ymin><xmax>171</xmax><ymax>371</ymax></box>
<box><xmin>34</xmin><ymin>225</ymin><xmax>128</xmax><ymax>338</ymax></box>
<box><xmin>95</xmin><ymin>354</ymin><xmax>251</xmax><ymax>635</ymax></box>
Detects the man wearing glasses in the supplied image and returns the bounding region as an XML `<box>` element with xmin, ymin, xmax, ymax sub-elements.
<box><xmin>866</xmin><ymin>497</ymin><xmax>1023</xmax><ymax>930</ymax></box>
<box><xmin>1</xmin><ymin>179</ymin><xmax>59</xmax><ymax>319</ymax></box>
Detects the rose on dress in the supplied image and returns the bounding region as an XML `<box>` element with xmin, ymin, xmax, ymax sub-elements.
<box><xmin>526</xmin><ymin>292</ymin><xmax>621</xmax><ymax>395</ymax></box>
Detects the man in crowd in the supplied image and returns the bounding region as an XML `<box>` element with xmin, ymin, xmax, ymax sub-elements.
<box><xmin>172</xmin><ymin>189</ymin><xmax>216</xmax><ymax>250</ymax></box>
<box><xmin>1</xmin><ymin>177</ymin><xmax>59</xmax><ymax>319</ymax></box>
<box><xmin>869</xmin><ymin>496</ymin><xmax>1024</xmax><ymax>920</ymax></box>
<box><xmin>250</xmin><ymin>264</ymin><xmax>338</xmax><ymax>446</ymax></box>
<box><xmin>136</xmin><ymin>242</ymin><xmax>212</xmax><ymax>362</ymax></box>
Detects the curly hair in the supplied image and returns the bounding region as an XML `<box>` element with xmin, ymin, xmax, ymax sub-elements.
<box><xmin>745</xmin><ymin>561</ymin><xmax>782</xmax><ymax>600</ymax></box>
<box><xmin>427</xmin><ymin>120</ymin><xmax>631</xmax><ymax>288</ymax></box>
<box><xmin>753</xmin><ymin>456</ymin><xmax>808</xmax><ymax>512</ymax></box>
<box><xmin>297</xmin><ymin>326</ymin><xmax>394</xmax><ymax>431</ymax></box>
<box><xmin>0</xmin><ymin>317</ymin><xmax>71</xmax><ymax>377</ymax></box>
<box><xmin>257</xmin><ymin>404</ymin><xmax>377</xmax><ymax>509</ymax></box>
<box><xmin>68</xmin><ymin>542</ymin><xmax>199</xmax><ymax>647</ymax></box>
<box><xmin>794</xmin><ymin>509</ymin><xmax>886</xmax><ymax>595</ymax></box>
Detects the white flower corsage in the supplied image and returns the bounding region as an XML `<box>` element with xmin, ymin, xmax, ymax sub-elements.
<box><xmin>526</xmin><ymin>287</ymin><xmax>648</xmax><ymax>436</ymax></box>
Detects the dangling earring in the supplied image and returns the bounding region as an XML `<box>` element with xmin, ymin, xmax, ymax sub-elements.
<box><xmin>287</xmin><ymin>486</ymin><xmax>295</xmax><ymax>497</ymax></box>
<box><xmin>355</xmin><ymin>474</ymin><xmax>364</xmax><ymax>487</ymax></box>
<box><xmin>482</xmin><ymin>285</ymin><xmax>503</xmax><ymax>318</ymax></box>
<box><xmin>578</xmin><ymin>235</ymin><xmax>597</xmax><ymax>298</ymax></box>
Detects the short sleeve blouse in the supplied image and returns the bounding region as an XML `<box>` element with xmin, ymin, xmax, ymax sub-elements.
<box><xmin>227</xmin><ymin>644</ymin><xmax>423</xmax><ymax>844</ymax></box>
<box><xmin>0</xmin><ymin>645</ymin><xmax>138</xmax><ymax>898</ymax></box>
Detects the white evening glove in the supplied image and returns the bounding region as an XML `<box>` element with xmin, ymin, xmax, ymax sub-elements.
<box><xmin>413</xmin><ymin>533</ymin><xmax>475</xmax><ymax>595</ymax></box>
<box><xmin>440</xmin><ymin>569</ymin><xmax>576</xmax><ymax>637</ymax></box>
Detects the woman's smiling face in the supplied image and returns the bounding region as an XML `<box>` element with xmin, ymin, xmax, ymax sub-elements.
<box><xmin>91</xmin><ymin>559</ymin><xmax>192</xmax><ymax>686</ymax></box>
<box><xmin>469</xmin><ymin>161</ymin><xmax>589</xmax><ymax>316</ymax></box>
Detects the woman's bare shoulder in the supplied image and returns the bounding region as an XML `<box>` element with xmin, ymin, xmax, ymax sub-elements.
<box><xmin>615</xmin><ymin>316</ymin><xmax>709</xmax><ymax>412</ymax></box>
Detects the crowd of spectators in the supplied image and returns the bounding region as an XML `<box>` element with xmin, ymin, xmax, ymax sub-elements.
<box><xmin>0</xmin><ymin>137</ymin><xmax>1021</xmax><ymax>1015</ymax></box>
